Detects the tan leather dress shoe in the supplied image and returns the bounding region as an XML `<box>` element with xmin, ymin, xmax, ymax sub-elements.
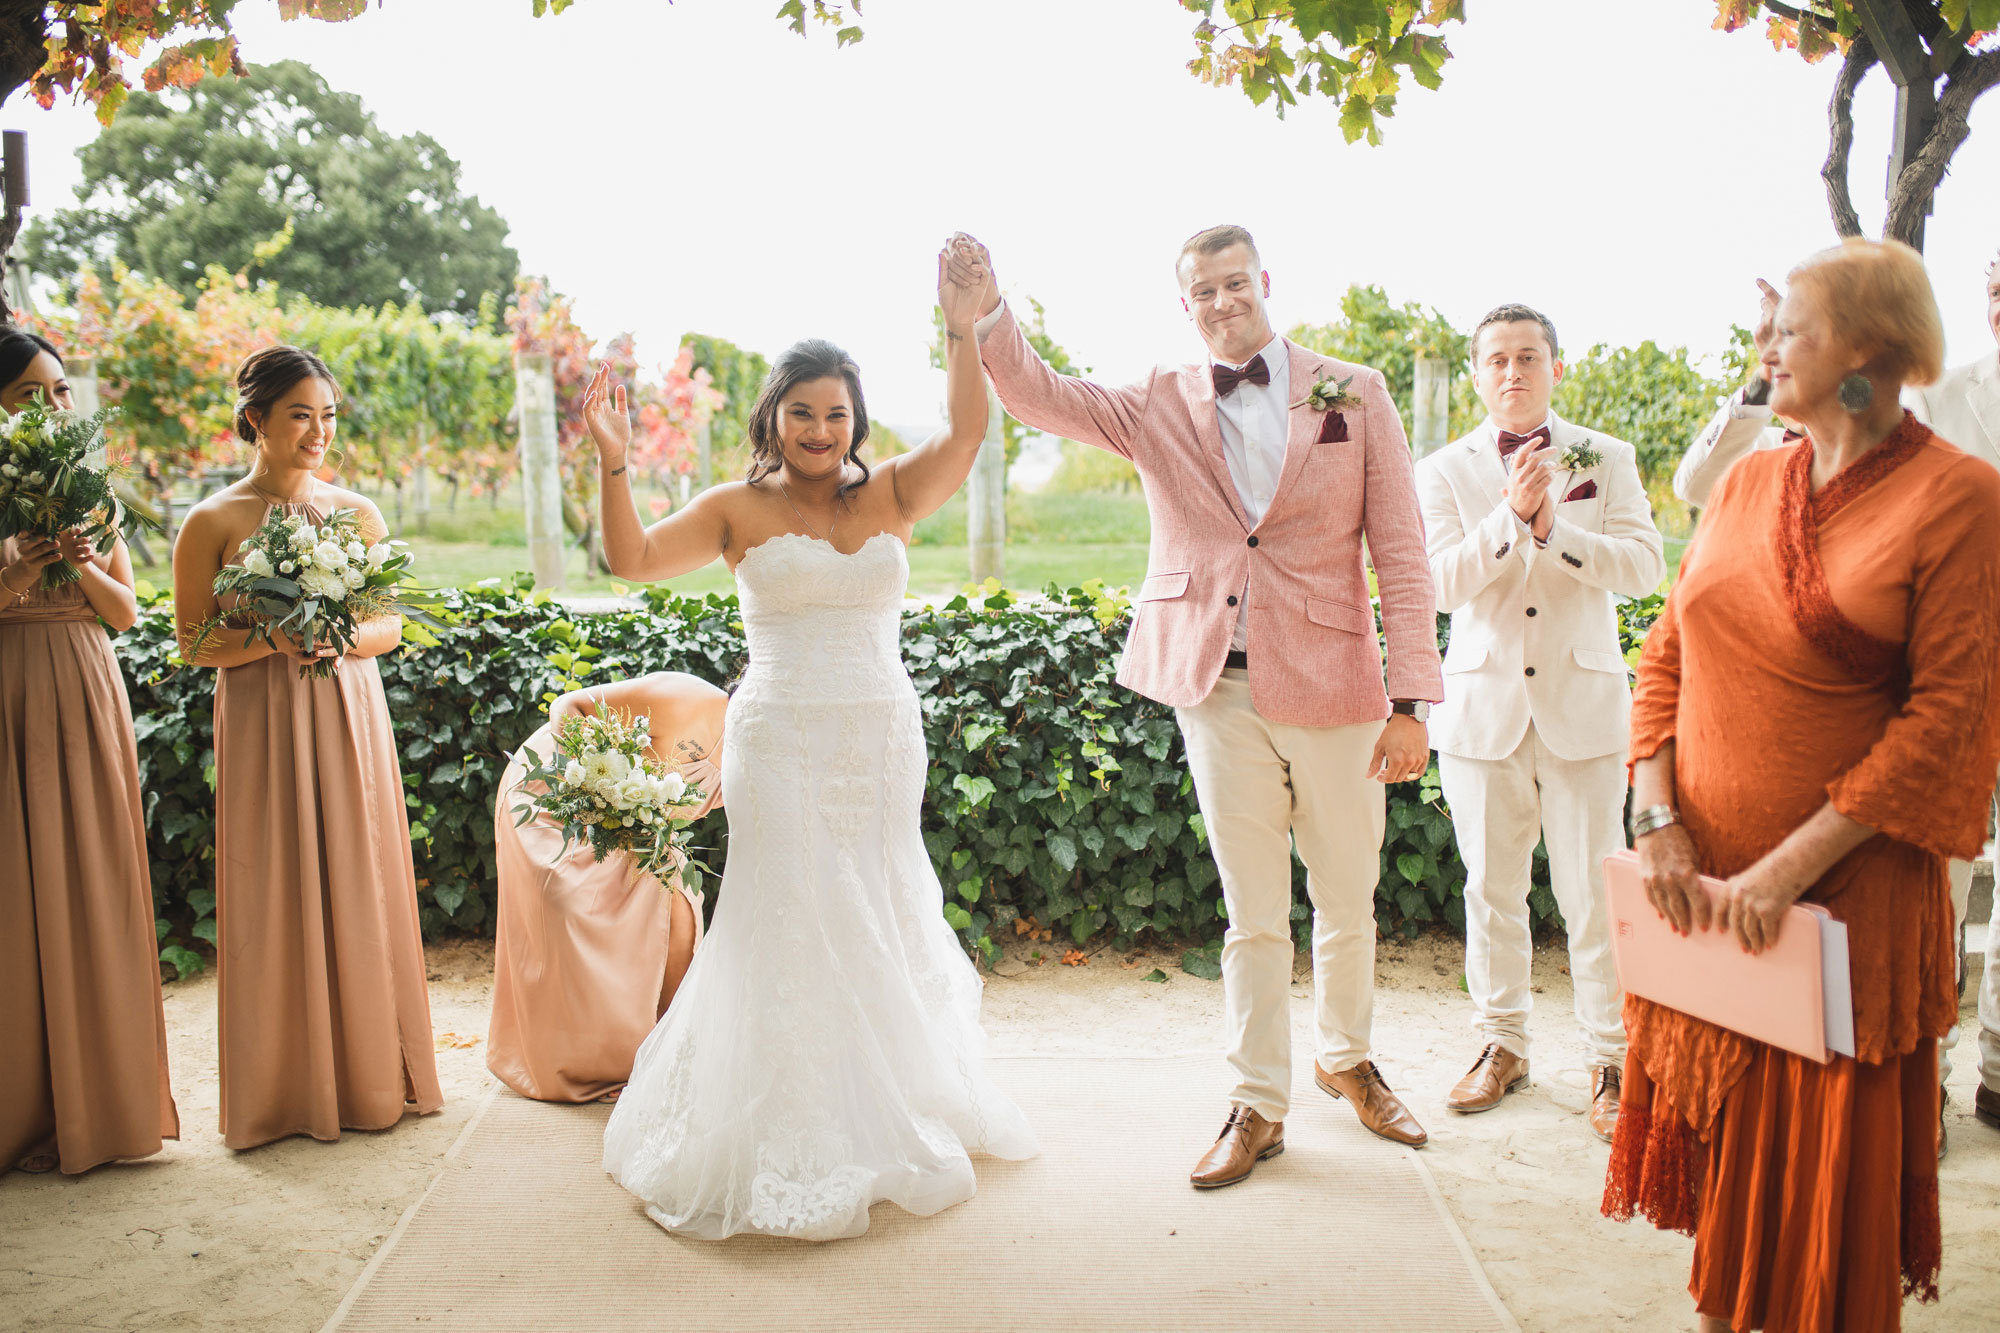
<box><xmin>1190</xmin><ymin>1105</ymin><xmax>1284</xmax><ymax>1189</ymax></box>
<box><xmin>1447</xmin><ymin>1043</ymin><xmax>1530</xmax><ymax>1113</ymax></box>
<box><xmin>1589</xmin><ymin>1065</ymin><xmax>1621</xmax><ymax>1143</ymax></box>
<box><xmin>1315</xmin><ymin>1059</ymin><xmax>1428</xmax><ymax>1147</ymax></box>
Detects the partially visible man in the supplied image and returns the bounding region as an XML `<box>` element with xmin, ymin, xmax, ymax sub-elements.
<box><xmin>1907</xmin><ymin>252</ymin><xmax>2000</xmax><ymax>1139</ymax></box>
<box><xmin>1416</xmin><ymin>304</ymin><xmax>1666</xmax><ymax>1142</ymax></box>
<box><xmin>1674</xmin><ymin>279</ymin><xmax>1791</xmax><ymax>510</ymax></box>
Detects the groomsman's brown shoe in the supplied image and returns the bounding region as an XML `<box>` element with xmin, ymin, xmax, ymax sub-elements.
<box><xmin>1976</xmin><ymin>1082</ymin><xmax>2000</xmax><ymax>1131</ymax></box>
<box><xmin>1190</xmin><ymin>1106</ymin><xmax>1284</xmax><ymax>1189</ymax></box>
<box><xmin>1447</xmin><ymin>1043</ymin><xmax>1531</xmax><ymax>1113</ymax></box>
<box><xmin>1315</xmin><ymin>1059</ymin><xmax>1429</xmax><ymax>1147</ymax></box>
<box><xmin>1588</xmin><ymin>1065</ymin><xmax>1621</xmax><ymax>1143</ymax></box>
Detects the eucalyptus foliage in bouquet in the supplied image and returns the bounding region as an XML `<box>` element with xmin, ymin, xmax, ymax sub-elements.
<box><xmin>512</xmin><ymin>708</ymin><xmax>709</xmax><ymax>884</ymax></box>
<box><xmin>188</xmin><ymin>507</ymin><xmax>440</xmax><ymax>679</ymax></box>
<box><xmin>0</xmin><ymin>400</ymin><xmax>129</xmax><ymax>588</ymax></box>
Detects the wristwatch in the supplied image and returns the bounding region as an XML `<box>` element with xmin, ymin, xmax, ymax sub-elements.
<box><xmin>1391</xmin><ymin>699</ymin><xmax>1430</xmax><ymax>723</ymax></box>
<box><xmin>1628</xmin><ymin>803</ymin><xmax>1680</xmax><ymax>840</ymax></box>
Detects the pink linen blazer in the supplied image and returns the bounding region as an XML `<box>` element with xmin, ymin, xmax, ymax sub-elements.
<box><xmin>980</xmin><ymin>303</ymin><xmax>1442</xmax><ymax>727</ymax></box>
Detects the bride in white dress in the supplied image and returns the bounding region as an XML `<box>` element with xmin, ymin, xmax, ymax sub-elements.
<box><xmin>583</xmin><ymin>239</ymin><xmax>1036</xmax><ymax>1240</ymax></box>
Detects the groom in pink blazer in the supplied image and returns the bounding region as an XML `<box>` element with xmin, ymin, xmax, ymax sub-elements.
<box><xmin>960</xmin><ymin>226</ymin><xmax>1443</xmax><ymax>1187</ymax></box>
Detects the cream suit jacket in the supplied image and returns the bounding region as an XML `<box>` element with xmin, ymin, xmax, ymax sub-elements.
<box><xmin>1905</xmin><ymin>355</ymin><xmax>2000</xmax><ymax>472</ymax></box>
<box><xmin>1416</xmin><ymin>415</ymin><xmax>1666</xmax><ymax>763</ymax></box>
<box><xmin>1675</xmin><ymin>389</ymin><xmax>1786</xmax><ymax>509</ymax></box>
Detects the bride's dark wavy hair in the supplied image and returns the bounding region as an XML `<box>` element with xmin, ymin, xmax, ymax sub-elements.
<box><xmin>744</xmin><ymin>339</ymin><xmax>871</xmax><ymax>501</ymax></box>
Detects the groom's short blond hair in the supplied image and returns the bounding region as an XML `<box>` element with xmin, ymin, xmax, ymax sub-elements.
<box><xmin>1177</xmin><ymin>225</ymin><xmax>1260</xmax><ymax>285</ymax></box>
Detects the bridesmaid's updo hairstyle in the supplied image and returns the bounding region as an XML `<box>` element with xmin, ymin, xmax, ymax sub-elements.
<box><xmin>0</xmin><ymin>327</ymin><xmax>62</xmax><ymax>390</ymax></box>
<box><xmin>744</xmin><ymin>338</ymin><xmax>871</xmax><ymax>501</ymax></box>
<box><xmin>233</xmin><ymin>344</ymin><xmax>342</xmax><ymax>443</ymax></box>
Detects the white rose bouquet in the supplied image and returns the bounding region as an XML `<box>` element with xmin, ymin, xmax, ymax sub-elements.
<box><xmin>511</xmin><ymin>708</ymin><xmax>709</xmax><ymax>883</ymax></box>
<box><xmin>0</xmin><ymin>400</ymin><xmax>132</xmax><ymax>588</ymax></box>
<box><xmin>188</xmin><ymin>506</ymin><xmax>438</xmax><ymax>679</ymax></box>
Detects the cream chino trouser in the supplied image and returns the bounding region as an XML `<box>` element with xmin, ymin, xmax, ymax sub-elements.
<box><xmin>1439</xmin><ymin>724</ymin><xmax>1629</xmax><ymax>1070</ymax></box>
<box><xmin>1944</xmin><ymin>850</ymin><xmax>2000</xmax><ymax>1090</ymax></box>
<box><xmin>1176</xmin><ymin>669</ymin><xmax>1385</xmax><ymax>1123</ymax></box>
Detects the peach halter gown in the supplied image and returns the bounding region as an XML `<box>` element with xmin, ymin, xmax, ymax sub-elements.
<box><xmin>211</xmin><ymin>494</ymin><xmax>442</xmax><ymax>1150</ymax></box>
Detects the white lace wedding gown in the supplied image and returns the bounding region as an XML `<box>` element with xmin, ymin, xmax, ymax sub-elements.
<box><xmin>602</xmin><ymin>532</ymin><xmax>1038</xmax><ymax>1240</ymax></box>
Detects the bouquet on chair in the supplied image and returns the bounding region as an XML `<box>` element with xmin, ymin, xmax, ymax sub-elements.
<box><xmin>511</xmin><ymin>707</ymin><xmax>710</xmax><ymax>882</ymax></box>
<box><xmin>0</xmin><ymin>400</ymin><xmax>131</xmax><ymax>588</ymax></box>
<box><xmin>188</xmin><ymin>506</ymin><xmax>441</xmax><ymax>679</ymax></box>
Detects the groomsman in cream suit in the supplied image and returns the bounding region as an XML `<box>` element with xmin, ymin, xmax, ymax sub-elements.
<box><xmin>1416</xmin><ymin>304</ymin><xmax>1665</xmax><ymax>1142</ymax></box>
<box><xmin>1908</xmin><ymin>252</ymin><xmax>2000</xmax><ymax>1139</ymax></box>
<box><xmin>955</xmin><ymin>226</ymin><xmax>1444</xmax><ymax>1187</ymax></box>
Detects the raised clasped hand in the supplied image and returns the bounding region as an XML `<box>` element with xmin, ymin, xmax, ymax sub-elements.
<box><xmin>946</xmin><ymin>231</ymin><xmax>1000</xmax><ymax>321</ymax></box>
<box><xmin>1722</xmin><ymin>860</ymin><xmax>1804</xmax><ymax>957</ymax></box>
<box><xmin>936</xmin><ymin>235</ymin><xmax>990</xmax><ymax>332</ymax></box>
<box><xmin>1637</xmin><ymin>822</ymin><xmax>1708</xmax><ymax>937</ymax></box>
<box><xmin>1367</xmin><ymin>714</ymin><xmax>1430</xmax><ymax>784</ymax></box>
<box><xmin>579</xmin><ymin>362</ymin><xmax>632</xmax><ymax>470</ymax></box>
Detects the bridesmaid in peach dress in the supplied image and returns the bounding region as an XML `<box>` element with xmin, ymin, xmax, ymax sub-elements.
<box><xmin>487</xmin><ymin>671</ymin><xmax>727</xmax><ymax>1102</ymax></box>
<box><xmin>171</xmin><ymin>345</ymin><xmax>441</xmax><ymax>1151</ymax></box>
<box><xmin>1</xmin><ymin>329</ymin><xmax>179</xmax><ymax>1175</ymax></box>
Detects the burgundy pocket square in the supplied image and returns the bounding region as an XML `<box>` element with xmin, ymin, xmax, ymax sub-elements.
<box><xmin>1563</xmin><ymin>480</ymin><xmax>1597</xmax><ymax>502</ymax></box>
<box><xmin>1316</xmin><ymin>412</ymin><xmax>1349</xmax><ymax>444</ymax></box>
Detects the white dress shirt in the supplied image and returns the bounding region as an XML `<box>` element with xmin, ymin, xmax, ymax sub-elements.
<box><xmin>1212</xmin><ymin>335</ymin><xmax>1290</xmax><ymax>650</ymax></box>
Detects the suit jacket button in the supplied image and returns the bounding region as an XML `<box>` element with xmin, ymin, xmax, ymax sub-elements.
<box><xmin>1226</xmin><ymin>595</ymin><xmax>1238</xmax><ymax>606</ymax></box>
<box><xmin>1246</xmin><ymin>535</ymin><xmax>1259</xmax><ymax>548</ymax></box>
<box><xmin>1524</xmin><ymin>667</ymin><xmax>1536</xmax><ymax>677</ymax></box>
<box><xmin>1495</xmin><ymin>542</ymin><xmax>1511</xmax><ymax>558</ymax></box>
<box><xmin>1526</xmin><ymin>607</ymin><xmax>1538</xmax><ymax>617</ymax></box>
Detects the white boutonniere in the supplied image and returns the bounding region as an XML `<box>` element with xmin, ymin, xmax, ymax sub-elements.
<box><xmin>1558</xmin><ymin>438</ymin><xmax>1603</xmax><ymax>473</ymax></box>
<box><xmin>1292</xmin><ymin>374</ymin><xmax>1361</xmax><ymax>413</ymax></box>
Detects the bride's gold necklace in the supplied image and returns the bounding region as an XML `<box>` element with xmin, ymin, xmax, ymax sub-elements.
<box><xmin>777</xmin><ymin>477</ymin><xmax>836</xmax><ymax>545</ymax></box>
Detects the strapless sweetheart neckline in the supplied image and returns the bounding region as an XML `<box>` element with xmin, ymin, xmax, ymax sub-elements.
<box><xmin>735</xmin><ymin>529</ymin><xmax>904</xmax><ymax>572</ymax></box>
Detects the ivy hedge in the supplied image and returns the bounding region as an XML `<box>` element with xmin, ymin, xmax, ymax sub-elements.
<box><xmin>115</xmin><ymin>579</ymin><xmax>1663</xmax><ymax>979</ymax></box>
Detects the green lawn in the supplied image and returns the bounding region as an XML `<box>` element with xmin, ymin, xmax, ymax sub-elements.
<box><xmin>351</xmin><ymin>483</ymin><xmax>1686</xmax><ymax>601</ymax></box>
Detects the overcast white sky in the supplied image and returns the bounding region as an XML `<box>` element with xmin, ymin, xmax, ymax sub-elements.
<box><xmin>5</xmin><ymin>0</ymin><xmax>1996</xmax><ymax>429</ymax></box>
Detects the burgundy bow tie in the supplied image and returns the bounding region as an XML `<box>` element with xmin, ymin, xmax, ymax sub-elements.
<box><xmin>1497</xmin><ymin>427</ymin><xmax>1551</xmax><ymax>459</ymax></box>
<box><xmin>1782</xmin><ymin>427</ymin><xmax>1807</xmax><ymax>445</ymax></box>
<box><xmin>1212</xmin><ymin>355</ymin><xmax>1271</xmax><ymax>397</ymax></box>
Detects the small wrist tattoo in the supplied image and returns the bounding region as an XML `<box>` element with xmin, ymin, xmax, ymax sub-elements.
<box><xmin>945</xmin><ymin>330</ymin><xmax>965</xmax><ymax>343</ymax></box>
<box><xmin>608</xmin><ymin>465</ymin><xmax>627</xmax><ymax>477</ymax></box>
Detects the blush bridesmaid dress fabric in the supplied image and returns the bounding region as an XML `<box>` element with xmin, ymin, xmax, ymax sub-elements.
<box><xmin>1603</xmin><ymin>419</ymin><xmax>2000</xmax><ymax>1332</ymax></box>
<box><xmin>486</xmin><ymin>723</ymin><xmax>722</xmax><ymax>1103</ymax></box>
<box><xmin>0</xmin><ymin>550</ymin><xmax>179</xmax><ymax>1173</ymax></box>
<box><xmin>211</xmin><ymin>496</ymin><xmax>442</xmax><ymax>1151</ymax></box>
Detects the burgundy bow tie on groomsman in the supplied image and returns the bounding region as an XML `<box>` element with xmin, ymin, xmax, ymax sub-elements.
<box><xmin>1212</xmin><ymin>355</ymin><xmax>1271</xmax><ymax>396</ymax></box>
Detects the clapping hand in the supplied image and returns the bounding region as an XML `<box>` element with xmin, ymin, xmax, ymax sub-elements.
<box><xmin>579</xmin><ymin>363</ymin><xmax>632</xmax><ymax>472</ymax></box>
<box><xmin>1751</xmin><ymin>278</ymin><xmax>1781</xmax><ymax>373</ymax></box>
<box><xmin>937</xmin><ymin>236</ymin><xmax>990</xmax><ymax>332</ymax></box>
<box><xmin>1504</xmin><ymin>439</ymin><xmax>1557</xmax><ymax>531</ymax></box>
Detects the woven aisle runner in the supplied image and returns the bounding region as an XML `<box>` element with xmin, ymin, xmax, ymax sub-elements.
<box><xmin>324</xmin><ymin>1054</ymin><xmax>1518</xmax><ymax>1332</ymax></box>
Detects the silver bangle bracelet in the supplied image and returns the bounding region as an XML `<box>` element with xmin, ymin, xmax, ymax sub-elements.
<box><xmin>1629</xmin><ymin>803</ymin><xmax>1681</xmax><ymax>840</ymax></box>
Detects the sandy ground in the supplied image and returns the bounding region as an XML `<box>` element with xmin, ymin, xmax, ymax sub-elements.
<box><xmin>3</xmin><ymin>935</ymin><xmax>1995</xmax><ymax>1333</ymax></box>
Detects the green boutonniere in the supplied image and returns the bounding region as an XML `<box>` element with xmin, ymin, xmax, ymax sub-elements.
<box><xmin>1294</xmin><ymin>374</ymin><xmax>1361</xmax><ymax>413</ymax></box>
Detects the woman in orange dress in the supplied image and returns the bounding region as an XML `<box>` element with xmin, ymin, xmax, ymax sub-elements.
<box><xmin>1604</xmin><ymin>239</ymin><xmax>2000</xmax><ymax>1331</ymax></box>
<box><xmin>1</xmin><ymin>329</ymin><xmax>178</xmax><ymax>1174</ymax></box>
<box><xmin>172</xmin><ymin>344</ymin><xmax>441</xmax><ymax>1150</ymax></box>
<box><xmin>486</xmin><ymin>671</ymin><xmax>726</xmax><ymax>1102</ymax></box>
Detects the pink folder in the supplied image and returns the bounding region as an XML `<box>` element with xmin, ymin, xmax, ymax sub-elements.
<box><xmin>1604</xmin><ymin>849</ymin><xmax>1854</xmax><ymax>1064</ymax></box>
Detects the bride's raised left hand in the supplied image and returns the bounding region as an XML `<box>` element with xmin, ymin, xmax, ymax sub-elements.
<box><xmin>937</xmin><ymin>237</ymin><xmax>989</xmax><ymax>333</ymax></box>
